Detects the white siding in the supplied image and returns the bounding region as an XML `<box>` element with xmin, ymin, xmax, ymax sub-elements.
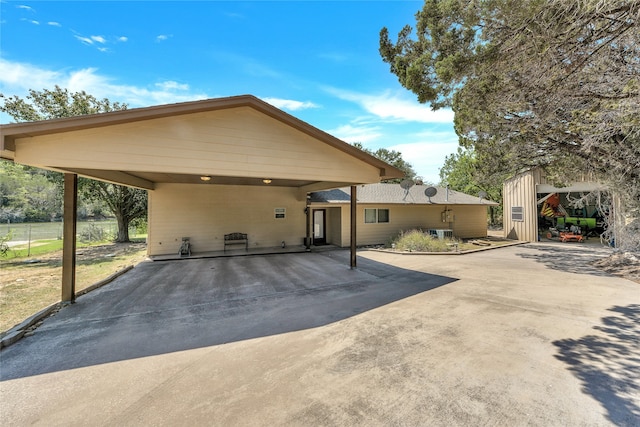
<box><xmin>148</xmin><ymin>183</ymin><xmax>306</xmax><ymax>255</ymax></box>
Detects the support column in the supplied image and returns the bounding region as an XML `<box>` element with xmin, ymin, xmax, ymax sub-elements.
<box><xmin>305</xmin><ymin>194</ymin><xmax>311</xmax><ymax>251</ymax></box>
<box><xmin>350</xmin><ymin>185</ymin><xmax>357</xmax><ymax>269</ymax></box>
<box><xmin>62</xmin><ymin>173</ymin><xmax>78</xmax><ymax>303</ymax></box>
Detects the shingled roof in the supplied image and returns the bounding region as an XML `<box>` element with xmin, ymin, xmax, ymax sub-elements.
<box><xmin>311</xmin><ymin>183</ymin><xmax>499</xmax><ymax>205</ymax></box>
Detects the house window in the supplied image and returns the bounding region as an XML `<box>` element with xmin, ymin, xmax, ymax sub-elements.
<box><xmin>365</xmin><ymin>208</ymin><xmax>389</xmax><ymax>223</ymax></box>
<box><xmin>511</xmin><ymin>206</ymin><xmax>524</xmax><ymax>222</ymax></box>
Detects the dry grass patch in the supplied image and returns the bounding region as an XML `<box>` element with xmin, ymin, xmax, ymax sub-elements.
<box><xmin>1</xmin><ymin>242</ymin><xmax>147</xmax><ymax>333</ymax></box>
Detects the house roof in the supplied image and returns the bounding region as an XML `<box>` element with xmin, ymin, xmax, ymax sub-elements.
<box><xmin>311</xmin><ymin>183</ymin><xmax>499</xmax><ymax>205</ymax></box>
<box><xmin>0</xmin><ymin>95</ymin><xmax>404</xmax><ymax>190</ymax></box>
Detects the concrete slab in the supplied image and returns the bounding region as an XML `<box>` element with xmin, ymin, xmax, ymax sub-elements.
<box><xmin>1</xmin><ymin>245</ymin><xmax>638</xmax><ymax>426</ymax></box>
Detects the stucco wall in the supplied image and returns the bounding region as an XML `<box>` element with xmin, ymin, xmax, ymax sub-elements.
<box><xmin>149</xmin><ymin>183</ymin><xmax>306</xmax><ymax>255</ymax></box>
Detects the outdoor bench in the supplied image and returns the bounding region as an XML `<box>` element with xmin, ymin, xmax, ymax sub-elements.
<box><xmin>224</xmin><ymin>232</ymin><xmax>248</xmax><ymax>252</ymax></box>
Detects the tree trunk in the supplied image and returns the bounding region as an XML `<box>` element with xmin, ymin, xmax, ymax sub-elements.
<box><xmin>115</xmin><ymin>213</ymin><xmax>130</xmax><ymax>243</ymax></box>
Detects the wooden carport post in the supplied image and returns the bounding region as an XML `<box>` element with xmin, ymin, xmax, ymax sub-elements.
<box><xmin>350</xmin><ymin>185</ymin><xmax>357</xmax><ymax>269</ymax></box>
<box><xmin>61</xmin><ymin>173</ymin><xmax>78</xmax><ymax>303</ymax></box>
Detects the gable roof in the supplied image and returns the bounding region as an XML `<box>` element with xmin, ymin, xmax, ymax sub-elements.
<box><xmin>311</xmin><ymin>183</ymin><xmax>499</xmax><ymax>205</ymax></box>
<box><xmin>0</xmin><ymin>95</ymin><xmax>404</xmax><ymax>190</ymax></box>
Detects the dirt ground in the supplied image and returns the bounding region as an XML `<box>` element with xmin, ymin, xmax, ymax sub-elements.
<box><xmin>0</xmin><ymin>243</ymin><xmax>148</xmax><ymax>332</ymax></box>
<box><xmin>594</xmin><ymin>252</ymin><xmax>640</xmax><ymax>283</ymax></box>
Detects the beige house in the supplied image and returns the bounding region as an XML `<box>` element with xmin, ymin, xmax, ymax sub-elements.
<box><xmin>310</xmin><ymin>183</ymin><xmax>498</xmax><ymax>247</ymax></box>
<box><xmin>0</xmin><ymin>95</ymin><xmax>404</xmax><ymax>301</ymax></box>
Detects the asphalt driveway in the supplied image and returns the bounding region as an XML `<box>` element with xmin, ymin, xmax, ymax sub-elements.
<box><xmin>1</xmin><ymin>243</ymin><xmax>638</xmax><ymax>426</ymax></box>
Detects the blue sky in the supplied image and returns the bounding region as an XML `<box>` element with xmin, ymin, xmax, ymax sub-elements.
<box><xmin>0</xmin><ymin>0</ymin><xmax>459</xmax><ymax>184</ymax></box>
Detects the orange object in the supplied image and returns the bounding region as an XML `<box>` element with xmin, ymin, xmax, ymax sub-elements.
<box><xmin>560</xmin><ymin>232</ymin><xmax>583</xmax><ymax>243</ymax></box>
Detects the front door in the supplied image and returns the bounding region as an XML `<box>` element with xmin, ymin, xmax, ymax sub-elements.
<box><xmin>313</xmin><ymin>209</ymin><xmax>326</xmax><ymax>245</ymax></box>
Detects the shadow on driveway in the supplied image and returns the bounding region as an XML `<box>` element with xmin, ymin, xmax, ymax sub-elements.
<box><xmin>1</xmin><ymin>251</ymin><xmax>456</xmax><ymax>381</ymax></box>
<box><xmin>553</xmin><ymin>304</ymin><xmax>640</xmax><ymax>426</ymax></box>
<box><xmin>515</xmin><ymin>243</ymin><xmax>612</xmax><ymax>277</ymax></box>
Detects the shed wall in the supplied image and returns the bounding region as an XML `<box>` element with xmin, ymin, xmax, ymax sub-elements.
<box><xmin>503</xmin><ymin>170</ymin><xmax>538</xmax><ymax>241</ymax></box>
<box><xmin>148</xmin><ymin>183</ymin><xmax>306</xmax><ymax>256</ymax></box>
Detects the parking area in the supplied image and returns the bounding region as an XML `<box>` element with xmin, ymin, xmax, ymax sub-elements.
<box><xmin>1</xmin><ymin>243</ymin><xmax>638</xmax><ymax>426</ymax></box>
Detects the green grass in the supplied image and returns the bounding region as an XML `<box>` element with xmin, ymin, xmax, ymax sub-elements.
<box><xmin>4</xmin><ymin>240</ymin><xmax>64</xmax><ymax>259</ymax></box>
<box><xmin>4</xmin><ymin>238</ymin><xmax>130</xmax><ymax>260</ymax></box>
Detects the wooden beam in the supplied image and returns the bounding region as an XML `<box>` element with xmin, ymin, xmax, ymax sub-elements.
<box><xmin>350</xmin><ymin>185</ymin><xmax>357</xmax><ymax>269</ymax></box>
<box><xmin>62</xmin><ymin>173</ymin><xmax>77</xmax><ymax>303</ymax></box>
<box><xmin>64</xmin><ymin>169</ymin><xmax>155</xmax><ymax>190</ymax></box>
<box><xmin>305</xmin><ymin>194</ymin><xmax>311</xmax><ymax>250</ymax></box>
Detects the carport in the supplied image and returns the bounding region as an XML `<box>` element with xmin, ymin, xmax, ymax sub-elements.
<box><xmin>0</xmin><ymin>95</ymin><xmax>403</xmax><ymax>302</ymax></box>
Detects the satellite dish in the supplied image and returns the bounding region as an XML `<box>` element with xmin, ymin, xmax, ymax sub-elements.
<box><xmin>424</xmin><ymin>187</ymin><xmax>437</xmax><ymax>202</ymax></box>
<box><xmin>400</xmin><ymin>179</ymin><xmax>415</xmax><ymax>190</ymax></box>
<box><xmin>478</xmin><ymin>191</ymin><xmax>488</xmax><ymax>200</ymax></box>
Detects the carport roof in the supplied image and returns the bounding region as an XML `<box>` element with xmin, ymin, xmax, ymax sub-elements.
<box><xmin>0</xmin><ymin>94</ymin><xmax>404</xmax><ymax>189</ymax></box>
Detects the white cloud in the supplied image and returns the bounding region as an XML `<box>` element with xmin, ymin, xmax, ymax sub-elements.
<box><xmin>17</xmin><ymin>5</ymin><xmax>34</xmax><ymax>11</ymax></box>
<box><xmin>326</xmin><ymin>87</ymin><xmax>454</xmax><ymax>124</ymax></box>
<box><xmin>0</xmin><ymin>58</ymin><xmax>60</xmax><ymax>90</ymax></box>
<box><xmin>117</xmin><ymin>36</ymin><xmax>128</xmax><ymax>42</ymax></box>
<box><xmin>328</xmin><ymin>124</ymin><xmax>382</xmax><ymax>145</ymax></box>
<box><xmin>74</xmin><ymin>35</ymin><xmax>94</xmax><ymax>45</ymax></box>
<box><xmin>0</xmin><ymin>59</ymin><xmax>209</xmax><ymax>116</ymax></box>
<box><xmin>156</xmin><ymin>81</ymin><xmax>189</xmax><ymax>91</ymax></box>
<box><xmin>261</xmin><ymin>97</ymin><xmax>318</xmax><ymax>111</ymax></box>
<box><xmin>23</xmin><ymin>19</ymin><xmax>39</xmax><ymax>25</ymax></box>
<box><xmin>388</xmin><ymin>137</ymin><xmax>460</xmax><ymax>185</ymax></box>
<box><xmin>156</xmin><ymin>34</ymin><xmax>171</xmax><ymax>42</ymax></box>
<box><xmin>91</xmin><ymin>35</ymin><xmax>106</xmax><ymax>44</ymax></box>
<box><xmin>47</xmin><ymin>21</ymin><xmax>61</xmax><ymax>27</ymax></box>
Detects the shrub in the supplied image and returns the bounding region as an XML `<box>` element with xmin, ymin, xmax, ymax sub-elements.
<box><xmin>391</xmin><ymin>229</ymin><xmax>455</xmax><ymax>252</ymax></box>
<box><xmin>79</xmin><ymin>223</ymin><xmax>109</xmax><ymax>243</ymax></box>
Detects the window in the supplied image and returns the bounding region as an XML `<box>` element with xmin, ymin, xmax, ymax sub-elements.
<box><xmin>377</xmin><ymin>209</ymin><xmax>389</xmax><ymax>223</ymax></box>
<box><xmin>511</xmin><ymin>206</ymin><xmax>524</xmax><ymax>222</ymax></box>
<box><xmin>364</xmin><ymin>208</ymin><xmax>389</xmax><ymax>224</ymax></box>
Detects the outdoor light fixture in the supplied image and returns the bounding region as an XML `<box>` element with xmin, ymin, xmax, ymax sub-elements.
<box><xmin>262</xmin><ymin>179</ymin><xmax>272</xmax><ymax>184</ymax></box>
<box><xmin>200</xmin><ymin>176</ymin><xmax>212</xmax><ymax>182</ymax></box>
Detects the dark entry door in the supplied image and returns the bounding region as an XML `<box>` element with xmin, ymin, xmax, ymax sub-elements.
<box><xmin>313</xmin><ymin>209</ymin><xmax>326</xmax><ymax>245</ymax></box>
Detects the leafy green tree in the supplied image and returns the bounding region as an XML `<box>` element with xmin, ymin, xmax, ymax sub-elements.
<box><xmin>439</xmin><ymin>147</ymin><xmax>503</xmax><ymax>225</ymax></box>
<box><xmin>352</xmin><ymin>142</ymin><xmax>418</xmax><ymax>184</ymax></box>
<box><xmin>380</xmin><ymin>0</ymin><xmax>640</xmax><ymax>247</ymax></box>
<box><xmin>1</xmin><ymin>86</ymin><xmax>146</xmax><ymax>242</ymax></box>
<box><xmin>0</xmin><ymin>161</ymin><xmax>60</xmax><ymax>222</ymax></box>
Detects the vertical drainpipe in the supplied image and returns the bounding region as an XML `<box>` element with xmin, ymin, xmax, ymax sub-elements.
<box><xmin>350</xmin><ymin>185</ymin><xmax>357</xmax><ymax>269</ymax></box>
<box><xmin>61</xmin><ymin>173</ymin><xmax>77</xmax><ymax>303</ymax></box>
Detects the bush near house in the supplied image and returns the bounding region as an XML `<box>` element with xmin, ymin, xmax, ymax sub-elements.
<box><xmin>390</xmin><ymin>229</ymin><xmax>456</xmax><ymax>252</ymax></box>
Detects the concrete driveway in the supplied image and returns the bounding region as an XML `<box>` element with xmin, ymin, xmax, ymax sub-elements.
<box><xmin>1</xmin><ymin>243</ymin><xmax>638</xmax><ymax>426</ymax></box>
